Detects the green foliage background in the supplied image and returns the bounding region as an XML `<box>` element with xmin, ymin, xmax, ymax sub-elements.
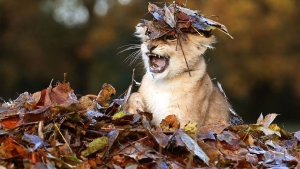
<box><xmin>1</xmin><ymin>0</ymin><xmax>299</xmax><ymax>130</ymax></box>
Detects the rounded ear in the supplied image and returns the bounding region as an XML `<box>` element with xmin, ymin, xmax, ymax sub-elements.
<box><xmin>135</xmin><ymin>23</ymin><xmax>148</xmax><ymax>42</ymax></box>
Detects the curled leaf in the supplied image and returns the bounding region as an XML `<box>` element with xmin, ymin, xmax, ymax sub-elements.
<box><xmin>81</xmin><ymin>136</ymin><xmax>108</xmax><ymax>157</ymax></box>
<box><xmin>96</xmin><ymin>83</ymin><xmax>116</xmax><ymax>107</ymax></box>
<box><xmin>112</xmin><ymin>111</ymin><xmax>126</xmax><ymax>120</ymax></box>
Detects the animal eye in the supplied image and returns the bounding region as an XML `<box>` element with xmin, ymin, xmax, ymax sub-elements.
<box><xmin>165</xmin><ymin>34</ymin><xmax>177</xmax><ymax>40</ymax></box>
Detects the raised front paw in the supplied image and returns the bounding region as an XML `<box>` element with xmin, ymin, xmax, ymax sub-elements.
<box><xmin>123</xmin><ymin>92</ymin><xmax>145</xmax><ymax>114</ymax></box>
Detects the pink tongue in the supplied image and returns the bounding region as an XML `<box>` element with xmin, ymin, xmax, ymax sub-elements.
<box><xmin>152</xmin><ymin>57</ymin><xmax>166</xmax><ymax>68</ymax></box>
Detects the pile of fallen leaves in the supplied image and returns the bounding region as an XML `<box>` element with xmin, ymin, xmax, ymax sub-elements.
<box><xmin>0</xmin><ymin>75</ymin><xmax>299</xmax><ymax>169</ymax></box>
<box><xmin>144</xmin><ymin>2</ymin><xmax>233</xmax><ymax>41</ymax></box>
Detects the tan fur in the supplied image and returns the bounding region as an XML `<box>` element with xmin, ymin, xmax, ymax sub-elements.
<box><xmin>124</xmin><ymin>24</ymin><xmax>231</xmax><ymax>128</ymax></box>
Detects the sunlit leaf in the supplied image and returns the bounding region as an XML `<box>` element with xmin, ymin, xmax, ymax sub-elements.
<box><xmin>256</xmin><ymin>113</ymin><xmax>279</xmax><ymax>128</ymax></box>
<box><xmin>249</xmin><ymin>124</ymin><xmax>281</xmax><ymax>137</ymax></box>
<box><xmin>256</xmin><ymin>113</ymin><xmax>264</xmax><ymax>125</ymax></box>
<box><xmin>95</xmin><ymin>83</ymin><xmax>116</xmax><ymax>107</ymax></box>
<box><xmin>197</xmin><ymin>140</ymin><xmax>224</xmax><ymax>164</ymax></box>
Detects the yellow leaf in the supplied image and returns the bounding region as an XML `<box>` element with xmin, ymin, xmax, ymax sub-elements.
<box><xmin>112</xmin><ymin>111</ymin><xmax>126</xmax><ymax>120</ymax></box>
<box><xmin>184</xmin><ymin>122</ymin><xmax>197</xmax><ymax>138</ymax></box>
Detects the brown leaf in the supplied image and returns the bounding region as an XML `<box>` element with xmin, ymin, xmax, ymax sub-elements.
<box><xmin>14</xmin><ymin>92</ymin><xmax>40</xmax><ymax>109</ymax></box>
<box><xmin>246</xmin><ymin>153</ymin><xmax>258</xmax><ymax>166</ymax></box>
<box><xmin>96</xmin><ymin>83</ymin><xmax>116</xmax><ymax>107</ymax></box>
<box><xmin>22</xmin><ymin>106</ymin><xmax>50</xmax><ymax>123</ymax></box>
<box><xmin>235</xmin><ymin>160</ymin><xmax>252</xmax><ymax>169</ymax></box>
<box><xmin>174</xmin><ymin>1</ymin><xmax>186</xmax><ymax>7</ymax></box>
<box><xmin>0</xmin><ymin>137</ymin><xmax>28</xmax><ymax>159</ymax></box>
<box><xmin>145</xmin><ymin>2</ymin><xmax>233</xmax><ymax>39</ymax></box>
<box><xmin>217</xmin><ymin>131</ymin><xmax>240</xmax><ymax>150</ymax></box>
<box><xmin>50</xmin><ymin>82</ymin><xmax>77</xmax><ymax>106</ymax></box>
<box><xmin>242</xmin><ymin>134</ymin><xmax>254</xmax><ymax>146</ymax></box>
<box><xmin>76</xmin><ymin>161</ymin><xmax>91</xmax><ymax>169</ymax></box>
<box><xmin>1</xmin><ymin>116</ymin><xmax>22</xmax><ymax>129</ymax></box>
<box><xmin>35</xmin><ymin>89</ymin><xmax>47</xmax><ymax>107</ymax></box>
<box><xmin>0</xmin><ymin>108</ymin><xmax>18</xmax><ymax>120</ymax></box>
<box><xmin>197</xmin><ymin>131</ymin><xmax>216</xmax><ymax>140</ymax></box>
<box><xmin>197</xmin><ymin>140</ymin><xmax>224</xmax><ymax>164</ymax></box>
<box><xmin>78</xmin><ymin>95</ymin><xmax>94</xmax><ymax>110</ymax></box>
<box><xmin>218</xmin><ymin>145</ymin><xmax>247</xmax><ymax>162</ymax></box>
<box><xmin>120</xmin><ymin>142</ymin><xmax>162</xmax><ymax>162</ymax></box>
<box><xmin>198</xmin><ymin>123</ymin><xmax>229</xmax><ymax>135</ymax></box>
<box><xmin>160</xmin><ymin>114</ymin><xmax>180</xmax><ymax>131</ymax></box>
<box><xmin>112</xmin><ymin>114</ymin><xmax>134</xmax><ymax>125</ymax></box>
<box><xmin>175</xmin><ymin>130</ymin><xmax>209</xmax><ymax>165</ymax></box>
<box><xmin>143</xmin><ymin>116</ymin><xmax>170</xmax><ymax>148</ymax></box>
<box><xmin>149</xmin><ymin>128</ymin><xmax>170</xmax><ymax>148</ymax></box>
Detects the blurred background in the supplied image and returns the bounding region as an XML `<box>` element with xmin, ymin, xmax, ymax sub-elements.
<box><xmin>1</xmin><ymin>0</ymin><xmax>299</xmax><ymax>131</ymax></box>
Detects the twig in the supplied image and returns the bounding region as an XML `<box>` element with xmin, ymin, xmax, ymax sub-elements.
<box><xmin>99</xmin><ymin>127</ymin><xmax>175</xmax><ymax>134</ymax></box>
<box><xmin>54</xmin><ymin>122</ymin><xmax>73</xmax><ymax>153</ymax></box>
<box><xmin>177</xmin><ymin>36</ymin><xmax>191</xmax><ymax>76</ymax></box>
<box><xmin>110</xmin><ymin>136</ymin><xmax>149</xmax><ymax>157</ymax></box>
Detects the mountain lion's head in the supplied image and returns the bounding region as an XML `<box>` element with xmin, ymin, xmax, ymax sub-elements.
<box><xmin>135</xmin><ymin>23</ymin><xmax>216</xmax><ymax>80</ymax></box>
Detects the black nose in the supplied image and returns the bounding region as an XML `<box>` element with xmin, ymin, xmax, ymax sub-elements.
<box><xmin>147</xmin><ymin>44</ymin><xmax>157</xmax><ymax>52</ymax></box>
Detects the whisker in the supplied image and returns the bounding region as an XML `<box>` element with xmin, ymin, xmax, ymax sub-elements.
<box><xmin>131</xmin><ymin>50</ymin><xmax>142</xmax><ymax>65</ymax></box>
<box><xmin>125</xmin><ymin>50</ymin><xmax>138</xmax><ymax>62</ymax></box>
<box><xmin>118</xmin><ymin>44</ymin><xmax>140</xmax><ymax>49</ymax></box>
<box><xmin>118</xmin><ymin>45</ymin><xmax>140</xmax><ymax>55</ymax></box>
<box><xmin>124</xmin><ymin>49</ymin><xmax>142</xmax><ymax>66</ymax></box>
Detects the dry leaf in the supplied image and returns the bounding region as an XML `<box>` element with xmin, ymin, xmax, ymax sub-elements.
<box><xmin>175</xmin><ymin>130</ymin><xmax>209</xmax><ymax>165</ymax></box>
<box><xmin>160</xmin><ymin>114</ymin><xmax>180</xmax><ymax>131</ymax></box>
<box><xmin>96</xmin><ymin>83</ymin><xmax>116</xmax><ymax>107</ymax></box>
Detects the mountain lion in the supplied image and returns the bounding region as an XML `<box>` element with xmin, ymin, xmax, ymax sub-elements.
<box><xmin>123</xmin><ymin>22</ymin><xmax>239</xmax><ymax>128</ymax></box>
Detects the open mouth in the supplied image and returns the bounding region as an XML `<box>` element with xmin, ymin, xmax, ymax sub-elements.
<box><xmin>148</xmin><ymin>53</ymin><xmax>169</xmax><ymax>73</ymax></box>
